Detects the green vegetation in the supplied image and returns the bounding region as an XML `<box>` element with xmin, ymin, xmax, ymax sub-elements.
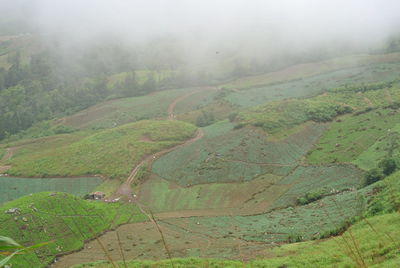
<box><xmin>0</xmin><ymin>176</ymin><xmax>102</xmax><ymax>204</ymax></box>
<box><xmin>0</xmin><ymin>235</ymin><xmax>50</xmax><ymax>267</ymax></box>
<box><xmin>2</xmin><ymin>37</ymin><xmax>400</xmax><ymax>268</ymax></box>
<box><xmin>296</xmin><ymin>189</ymin><xmax>328</xmax><ymax>205</ymax></box>
<box><xmin>223</xmin><ymin>53</ymin><xmax>400</xmax><ymax>90</ymax></box>
<box><xmin>308</xmin><ymin>108</ymin><xmax>400</xmax><ymax>165</ymax></box>
<box><xmin>224</xmin><ymin>62</ymin><xmax>400</xmax><ymax>108</ymax></box>
<box><xmin>7</xmin><ymin>120</ymin><xmax>197</xmax><ymax>179</ymax></box>
<box><xmin>162</xmin><ymin>188</ymin><xmax>366</xmax><ymax>244</ymax></box>
<box><xmin>139</xmin><ymin>173</ymin><xmax>285</xmax><ymax>215</ymax></box>
<box><xmin>153</xmin><ymin>121</ymin><xmax>324</xmax><ymax>186</ymax></box>
<box><xmin>0</xmin><ymin>192</ymin><xmax>147</xmax><ymax>267</ymax></box>
<box><xmin>59</xmin><ymin>87</ymin><xmax>190</xmax><ymax>129</ymax></box>
<box><xmin>238</xmin><ymin>80</ymin><xmax>400</xmax><ymax>136</ymax></box>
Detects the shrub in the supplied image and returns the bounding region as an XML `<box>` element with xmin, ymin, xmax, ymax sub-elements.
<box><xmin>296</xmin><ymin>190</ymin><xmax>326</xmax><ymax>205</ymax></box>
<box><xmin>228</xmin><ymin>112</ymin><xmax>238</xmax><ymax>122</ymax></box>
<box><xmin>364</xmin><ymin>168</ymin><xmax>384</xmax><ymax>186</ymax></box>
<box><xmin>195</xmin><ymin>111</ymin><xmax>215</xmax><ymax>127</ymax></box>
<box><xmin>52</xmin><ymin>125</ymin><xmax>78</xmax><ymax>134</ymax></box>
<box><xmin>378</xmin><ymin>158</ymin><xmax>398</xmax><ymax>176</ymax></box>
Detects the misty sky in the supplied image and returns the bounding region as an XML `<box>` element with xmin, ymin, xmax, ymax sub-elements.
<box><xmin>2</xmin><ymin>0</ymin><xmax>400</xmax><ymax>59</ymax></box>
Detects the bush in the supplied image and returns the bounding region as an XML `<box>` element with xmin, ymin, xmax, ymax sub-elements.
<box><xmin>364</xmin><ymin>158</ymin><xmax>398</xmax><ymax>186</ymax></box>
<box><xmin>378</xmin><ymin>158</ymin><xmax>398</xmax><ymax>176</ymax></box>
<box><xmin>228</xmin><ymin>112</ymin><xmax>238</xmax><ymax>122</ymax></box>
<box><xmin>52</xmin><ymin>125</ymin><xmax>78</xmax><ymax>134</ymax></box>
<box><xmin>195</xmin><ymin>111</ymin><xmax>215</xmax><ymax>127</ymax></box>
<box><xmin>296</xmin><ymin>190</ymin><xmax>326</xmax><ymax>205</ymax></box>
<box><xmin>364</xmin><ymin>168</ymin><xmax>384</xmax><ymax>186</ymax></box>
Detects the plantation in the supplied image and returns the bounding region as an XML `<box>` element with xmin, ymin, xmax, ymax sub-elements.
<box><xmin>307</xmin><ymin>108</ymin><xmax>400</xmax><ymax>165</ymax></box>
<box><xmin>0</xmin><ymin>176</ymin><xmax>102</xmax><ymax>203</ymax></box>
<box><xmin>223</xmin><ymin>53</ymin><xmax>400</xmax><ymax>90</ymax></box>
<box><xmin>139</xmin><ymin>173</ymin><xmax>287</xmax><ymax>215</ymax></box>
<box><xmin>224</xmin><ymin>62</ymin><xmax>400</xmax><ymax>108</ymax></box>
<box><xmin>7</xmin><ymin>120</ymin><xmax>197</xmax><ymax>179</ymax></box>
<box><xmin>59</xmin><ymin>88</ymin><xmax>190</xmax><ymax>129</ymax></box>
<box><xmin>2</xmin><ymin>29</ymin><xmax>400</xmax><ymax>268</ymax></box>
<box><xmin>237</xmin><ymin>80</ymin><xmax>400</xmax><ymax>136</ymax></box>
<box><xmin>0</xmin><ymin>192</ymin><xmax>147</xmax><ymax>268</ymax></box>
<box><xmin>152</xmin><ymin>121</ymin><xmax>324</xmax><ymax>186</ymax></box>
<box><xmin>160</xmin><ymin>188</ymin><xmax>366</xmax><ymax>244</ymax></box>
<box><xmin>269</xmin><ymin>164</ymin><xmax>364</xmax><ymax>210</ymax></box>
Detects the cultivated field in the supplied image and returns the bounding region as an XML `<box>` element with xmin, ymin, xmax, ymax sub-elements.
<box><xmin>7</xmin><ymin>120</ymin><xmax>197</xmax><ymax>179</ymax></box>
<box><xmin>0</xmin><ymin>176</ymin><xmax>102</xmax><ymax>203</ymax></box>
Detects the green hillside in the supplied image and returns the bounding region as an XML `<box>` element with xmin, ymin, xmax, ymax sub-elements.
<box><xmin>0</xmin><ymin>192</ymin><xmax>147</xmax><ymax>267</ymax></box>
<box><xmin>6</xmin><ymin>120</ymin><xmax>197</xmax><ymax>179</ymax></box>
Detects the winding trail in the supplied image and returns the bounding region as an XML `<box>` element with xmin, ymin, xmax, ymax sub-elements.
<box><xmin>0</xmin><ymin>147</ymin><xmax>17</xmax><ymax>173</ymax></box>
<box><xmin>113</xmin><ymin>89</ymin><xmax>206</xmax><ymax>200</ymax></box>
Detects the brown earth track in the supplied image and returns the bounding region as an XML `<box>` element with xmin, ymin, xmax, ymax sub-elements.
<box><xmin>113</xmin><ymin>129</ymin><xmax>204</xmax><ymax>199</ymax></box>
<box><xmin>0</xmin><ymin>147</ymin><xmax>18</xmax><ymax>173</ymax></box>
<box><xmin>166</xmin><ymin>87</ymin><xmax>216</xmax><ymax>120</ymax></box>
<box><xmin>112</xmin><ymin>89</ymin><xmax>209</xmax><ymax>200</ymax></box>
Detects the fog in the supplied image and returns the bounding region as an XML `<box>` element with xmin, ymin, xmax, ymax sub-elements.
<box><xmin>2</xmin><ymin>0</ymin><xmax>400</xmax><ymax>71</ymax></box>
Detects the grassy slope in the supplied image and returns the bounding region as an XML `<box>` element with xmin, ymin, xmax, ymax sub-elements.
<box><xmin>0</xmin><ymin>192</ymin><xmax>147</xmax><ymax>268</ymax></box>
<box><xmin>60</xmin><ymin>88</ymin><xmax>189</xmax><ymax>129</ymax></box>
<box><xmin>224</xmin><ymin>53</ymin><xmax>400</xmax><ymax>90</ymax></box>
<box><xmin>307</xmin><ymin>108</ymin><xmax>400</xmax><ymax>166</ymax></box>
<box><xmin>7</xmin><ymin>120</ymin><xmax>197</xmax><ymax>179</ymax></box>
<box><xmin>72</xmin><ymin>212</ymin><xmax>400</xmax><ymax>267</ymax></box>
<box><xmin>152</xmin><ymin>121</ymin><xmax>324</xmax><ymax>186</ymax></box>
<box><xmin>72</xmin><ymin>170</ymin><xmax>400</xmax><ymax>268</ymax></box>
<box><xmin>0</xmin><ymin>176</ymin><xmax>102</xmax><ymax>204</ymax></box>
<box><xmin>239</xmin><ymin>82</ymin><xmax>400</xmax><ymax>137</ymax></box>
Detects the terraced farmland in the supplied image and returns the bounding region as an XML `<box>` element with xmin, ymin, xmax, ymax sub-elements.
<box><xmin>0</xmin><ymin>176</ymin><xmax>102</xmax><ymax>203</ymax></box>
<box><xmin>307</xmin><ymin>108</ymin><xmax>400</xmax><ymax>165</ymax></box>
<box><xmin>0</xmin><ymin>192</ymin><xmax>147</xmax><ymax>267</ymax></box>
<box><xmin>7</xmin><ymin>120</ymin><xmax>197</xmax><ymax>179</ymax></box>
<box><xmin>224</xmin><ymin>63</ymin><xmax>400</xmax><ymax>108</ymax></box>
<box><xmin>160</xmin><ymin>188</ymin><xmax>367</xmax><ymax>244</ymax></box>
<box><xmin>59</xmin><ymin>88</ymin><xmax>190</xmax><ymax>129</ymax></box>
<box><xmin>152</xmin><ymin>121</ymin><xmax>325</xmax><ymax>186</ymax></box>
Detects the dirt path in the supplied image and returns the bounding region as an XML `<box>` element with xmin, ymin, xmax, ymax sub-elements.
<box><xmin>113</xmin><ymin>129</ymin><xmax>204</xmax><ymax>199</ymax></box>
<box><xmin>0</xmin><ymin>147</ymin><xmax>18</xmax><ymax>173</ymax></box>
<box><xmin>113</xmin><ymin>89</ymin><xmax>208</xmax><ymax>200</ymax></box>
<box><xmin>166</xmin><ymin>89</ymin><xmax>206</xmax><ymax>120</ymax></box>
<box><xmin>363</xmin><ymin>96</ymin><xmax>374</xmax><ymax>106</ymax></box>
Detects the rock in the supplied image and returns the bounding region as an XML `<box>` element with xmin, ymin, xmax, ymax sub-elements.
<box><xmin>22</xmin><ymin>217</ymin><xmax>28</xmax><ymax>222</ymax></box>
<box><xmin>5</xmin><ymin>208</ymin><xmax>20</xmax><ymax>214</ymax></box>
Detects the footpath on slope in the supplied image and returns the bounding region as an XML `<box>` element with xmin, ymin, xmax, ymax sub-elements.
<box><xmin>111</xmin><ymin>88</ymin><xmax>209</xmax><ymax>200</ymax></box>
<box><xmin>0</xmin><ymin>147</ymin><xmax>18</xmax><ymax>173</ymax></box>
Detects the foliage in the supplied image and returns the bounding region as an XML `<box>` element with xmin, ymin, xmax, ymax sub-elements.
<box><xmin>0</xmin><ymin>192</ymin><xmax>147</xmax><ymax>267</ymax></box>
<box><xmin>296</xmin><ymin>190</ymin><xmax>327</xmax><ymax>205</ymax></box>
<box><xmin>153</xmin><ymin>121</ymin><xmax>324</xmax><ymax>186</ymax></box>
<box><xmin>224</xmin><ymin>62</ymin><xmax>400</xmax><ymax>108</ymax></box>
<box><xmin>7</xmin><ymin>120</ymin><xmax>197</xmax><ymax>179</ymax></box>
<box><xmin>364</xmin><ymin>168</ymin><xmax>385</xmax><ymax>186</ymax></box>
<box><xmin>366</xmin><ymin>170</ymin><xmax>400</xmax><ymax>215</ymax></box>
<box><xmin>308</xmin><ymin>108</ymin><xmax>400</xmax><ymax>165</ymax></box>
<box><xmin>195</xmin><ymin>111</ymin><xmax>215</xmax><ymax>127</ymax></box>
<box><xmin>0</xmin><ymin>176</ymin><xmax>102</xmax><ymax>204</ymax></box>
<box><xmin>378</xmin><ymin>157</ymin><xmax>398</xmax><ymax>176</ymax></box>
<box><xmin>58</xmin><ymin>87</ymin><xmax>189</xmax><ymax>129</ymax></box>
<box><xmin>0</xmin><ymin>236</ymin><xmax>50</xmax><ymax>267</ymax></box>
